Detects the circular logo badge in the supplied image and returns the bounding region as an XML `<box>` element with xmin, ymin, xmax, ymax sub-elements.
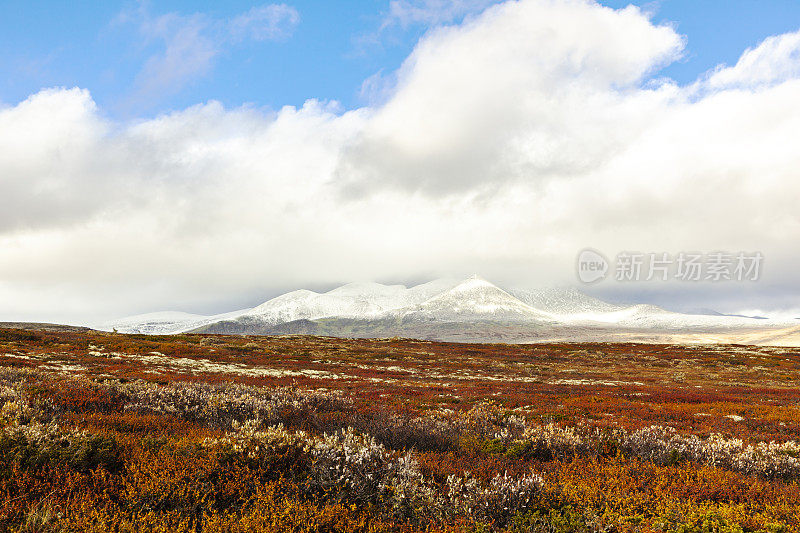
<box><xmin>576</xmin><ymin>248</ymin><xmax>609</xmax><ymax>283</ymax></box>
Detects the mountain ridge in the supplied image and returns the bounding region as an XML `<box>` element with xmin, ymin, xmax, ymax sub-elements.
<box><xmin>101</xmin><ymin>276</ymin><xmax>798</xmax><ymax>344</ymax></box>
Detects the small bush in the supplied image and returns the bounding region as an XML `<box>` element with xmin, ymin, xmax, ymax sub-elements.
<box><xmin>0</xmin><ymin>423</ymin><xmax>122</xmax><ymax>473</ymax></box>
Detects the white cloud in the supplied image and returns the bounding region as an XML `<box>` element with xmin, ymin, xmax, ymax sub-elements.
<box><xmin>134</xmin><ymin>13</ymin><xmax>218</xmax><ymax>102</ymax></box>
<box><xmin>2</xmin><ymin>0</ymin><xmax>800</xmax><ymax>323</ymax></box>
<box><xmin>122</xmin><ymin>3</ymin><xmax>300</xmax><ymax>105</ymax></box>
<box><xmin>702</xmin><ymin>31</ymin><xmax>800</xmax><ymax>91</ymax></box>
<box><xmin>343</xmin><ymin>0</ymin><xmax>684</xmax><ymax>195</ymax></box>
<box><xmin>0</xmin><ymin>88</ymin><xmax>113</xmax><ymax>231</ymax></box>
<box><xmin>383</xmin><ymin>0</ymin><xmax>500</xmax><ymax>28</ymax></box>
<box><xmin>229</xmin><ymin>4</ymin><xmax>300</xmax><ymax>42</ymax></box>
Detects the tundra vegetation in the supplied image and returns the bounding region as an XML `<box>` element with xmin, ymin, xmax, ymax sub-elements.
<box><xmin>1</xmin><ymin>327</ymin><xmax>800</xmax><ymax>531</ymax></box>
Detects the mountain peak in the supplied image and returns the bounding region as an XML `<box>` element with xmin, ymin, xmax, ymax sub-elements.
<box><xmin>103</xmin><ymin>276</ymin><xmax>795</xmax><ymax>338</ymax></box>
<box><xmin>451</xmin><ymin>275</ymin><xmax>498</xmax><ymax>292</ymax></box>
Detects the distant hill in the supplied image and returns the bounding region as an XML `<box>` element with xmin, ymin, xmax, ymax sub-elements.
<box><xmin>100</xmin><ymin>276</ymin><xmax>800</xmax><ymax>345</ymax></box>
<box><xmin>0</xmin><ymin>322</ymin><xmax>95</xmax><ymax>333</ymax></box>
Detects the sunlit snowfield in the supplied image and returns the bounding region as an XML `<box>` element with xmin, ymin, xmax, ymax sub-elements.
<box><xmin>3</xmin><ymin>327</ymin><xmax>800</xmax><ymax>531</ymax></box>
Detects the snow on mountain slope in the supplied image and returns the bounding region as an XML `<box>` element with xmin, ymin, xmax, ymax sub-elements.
<box><xmin>105</xmin><ymin>279</ymin><xmax>462</xmax><ymax>334</ymax></box>
<box><xmin>507</xmin><ymin>287</ymin><xmax>684</xmax><ymax>326</ymax></box>
<box><xmin>235</xmin><ymin>279</ymin><xmax>463</xmax><ymax>326</ymax></box>
<box><xmin>606</xmin><ymin>305</ymin><xmax>792</xmax><ymax>330</ymax></box>
<box><xmin>100</xmin><ymin>309</ymin><xmax>249</xmax><ymax>335</ymax></box>
<box><xmin>508</xmin><ymin>287</ymin><xmax>793</xmax><ymax>330</ymax></box>
<box><xmin>101</xmin><ymin>311</ymin><xmax>203</xmax><ymax>334</ymax></box>
<box><xmin>104</xmin><ymin>275</ymin><xmax>795</xmax><ymax>335</ymax></box>
<box><xmin>391</xmin><ymin>276</ymin><xmax>554</xmax><ymax>323</ymax></box>
<box><xmin>555</xmin><ymin>302</ymin><xmax>793</xmax><ymax>330</ymax></box>
<box><xmin>326</xmin><ymin>279</ymin><xmax>458</xmax><ymax>304</ymax></box>
<box><xmin>241</xmin><ymin>288</ymin><xmax>385</xmax><ymax>325</ymax></box>
<box><xmin>509</xmin><ymin>287</ymin><xmax>623</xmax><ymax>315</ymax></box>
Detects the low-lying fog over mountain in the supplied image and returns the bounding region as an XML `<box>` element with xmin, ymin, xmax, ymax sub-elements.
<box><xmin>102</xmin><ymin>276</ymin><xmax>800</xmax><ymax>345</ymax></box>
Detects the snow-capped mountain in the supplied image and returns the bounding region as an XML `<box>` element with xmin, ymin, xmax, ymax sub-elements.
<box><xmin>239</xmin><ymin>278</ymin><xmax>461</xmax><ymax>325</ymax></box>
<box><xmin>508</xmin><ymin>287</ymin><xmax>623</xmax><ymax>315</ymax></box>
<box><xmin>101</xmin><ymin>275</ymin><xmax>798</xmax><ymax>344</ymax></box>
<box><xmin>101</xmin><ymin>278</ymin><xmax>461</xmax><ymax>334</ymax></box>
<box><xmin>102</xmin><ymin>309</ymin><xmax>249</xmax><ymax>335</ymax></box>
<box><xmin>391</xmin><ymin>277</ymin><xmax>553</xmax><ymax>323</ymax></box>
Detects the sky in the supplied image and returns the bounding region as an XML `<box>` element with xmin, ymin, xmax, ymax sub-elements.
<box><xmin>1</xmin><ymin>0</ymin><xmax>800</xmax><ymax>324</ymax></box>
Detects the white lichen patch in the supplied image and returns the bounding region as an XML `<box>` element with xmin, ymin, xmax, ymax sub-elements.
<box><xmin>40</xmin><ymin>362</ymin><xmax>86</xmax><ymax>373</ymax></box>
<box><xmin>0</xmin><ymin>353</ymin><xmax>36</xmax><ymax>361</ymax></box>
<box><xmin>548</xmin><ymin>378</ymin><xmax>645</xmax><ymax>386</ymax></box>
<box><xmin>116</xmin><ymin>352</ymin><xmax>343</xmax><ymax>380</ymax></box>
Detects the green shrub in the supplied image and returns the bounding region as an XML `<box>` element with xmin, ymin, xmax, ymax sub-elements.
<box><xmin>0</xmin><ymin>430</ymin><xmax>122</xmax><ymax>473</ymax></box>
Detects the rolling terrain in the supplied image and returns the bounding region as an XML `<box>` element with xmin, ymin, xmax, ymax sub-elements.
<box><xmin>2</xmin><ymin>327</ymin><xmax>800</xmax><ymax>530</ymax></box>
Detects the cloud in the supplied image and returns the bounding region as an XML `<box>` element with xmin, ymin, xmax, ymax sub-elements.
<box><xmin>122</xmin><ymin>3</ymin><xmax>300</xmax><ymax>106</ymax></box>
<box><xmin>0</xmin><ymin>88</ymin><xmax>113</xmax><ymax>231</ymax></box>
<box><xmin>2</xmin><ymin>0</ymin><xmax>800</xmax><ymax>323</ymax></box>
<box><xmin>229</xmin><ymin>4</ymin><xmax>300</xmax><ymax>42</ymax></box>
<box><xmin>382</xmin><ymin>0</ymin><xmax>500</xmax><ymax>28</ymax></box>
<box><xmin>133</xmin><ymin>13</ymin><xmax>218</xmax><ymax>102</ymax></box>
<box><xmin>701</xmin><ymin>31</ymin><xmax>800</xmax><ymax>91</ymax></box>
<box><xmin>342</xmin><ymin>0</ymin><xmax>684</xmax><ymax>195</ymax></box>
<box><xmin>356</xmin><ymin>0</ymin><xmax>499</xmax><ymax>55</ymax></box>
